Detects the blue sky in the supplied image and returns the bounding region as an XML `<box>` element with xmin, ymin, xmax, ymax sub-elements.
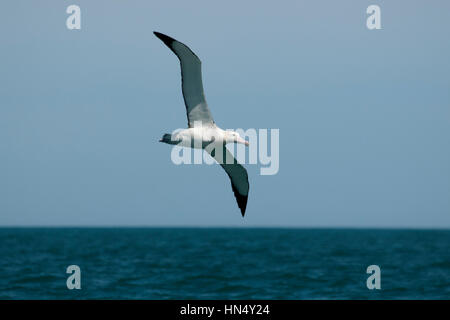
<box><xmin>0</xmin><ymin>1</ymin><xmax>449</xmax><ymax>227</ymax></box>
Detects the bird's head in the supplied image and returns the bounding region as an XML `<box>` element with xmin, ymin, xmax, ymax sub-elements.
<box><xmin>225</xmin><ymin>131</ymin><xmax>249</xmax><ymax>146</ymax></box>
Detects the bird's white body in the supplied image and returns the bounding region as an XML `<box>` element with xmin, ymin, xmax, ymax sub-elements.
<box><xmin>174</xmin><ymin>125</ymin><xmax>224</xmax><ymax>149</ymax></box>
<box><xmin>173</xmin><ymin>125</ymin><xmax>248</xmax><ymax>149</ymax></box>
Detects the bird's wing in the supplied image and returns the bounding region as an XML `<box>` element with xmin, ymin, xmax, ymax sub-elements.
<box><xmin>154</xmin><ymin>32</ymin><xmax>214</xmax><ymax>128</ymax></box>
<box><xmin>206</xmin><ymin>145</ymin><xmax>249</xmax><ymax>216</ymax></box>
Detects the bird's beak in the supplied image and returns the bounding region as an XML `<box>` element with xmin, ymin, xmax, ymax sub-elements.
<box><xmin>236</xmin><ymin>137</ymin><xmax>249</xmax><ymax>146</ymax></box>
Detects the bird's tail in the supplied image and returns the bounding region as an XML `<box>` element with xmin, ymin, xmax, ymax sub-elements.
<box><xmin>159</xmin><ymin>133</ymin><xmax>179</xmax><ymax>145</ymax></box>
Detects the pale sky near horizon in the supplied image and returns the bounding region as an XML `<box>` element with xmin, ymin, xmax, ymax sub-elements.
<box><xmin>1</xmin><ymin>1</ymin><xmax>449</xmax><ymax>227</ymax></box>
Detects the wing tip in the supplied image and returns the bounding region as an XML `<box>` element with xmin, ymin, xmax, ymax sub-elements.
<box><xmin>239</xmin><ymin>197</ymin><xmax>247</xmax><ymax>217</ymax></box>
<box><xmin>231</xmin><ymin>184</ymin><xmax>248</xmax><ymax>217</ymax></box>
<box><xmin>153</xmin><ymin>31</ymin><xmax>202</xmax><ymax>63</ymax></box>
<box><xmin>153</xmin><ymin>31</ymin><xmax>175</xmax><ymax>47</ymax></box>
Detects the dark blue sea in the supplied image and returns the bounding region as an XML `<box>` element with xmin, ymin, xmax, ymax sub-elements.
<box><xmin>0</xmin><ymin>228</ymin><xmax>449</xmax><ymax>299</ymax></box>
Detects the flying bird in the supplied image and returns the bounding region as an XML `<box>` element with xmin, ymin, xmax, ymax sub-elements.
<box><xmin>154</xmin><ymin>31</ymin><xmax>250</xmax><ymax>216</ymax></box>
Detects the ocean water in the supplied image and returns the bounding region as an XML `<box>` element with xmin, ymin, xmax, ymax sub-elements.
<box><xmin>0</xmin><ymin>228</ymin><xmax>449</xmax><ymax>300</ymax></box>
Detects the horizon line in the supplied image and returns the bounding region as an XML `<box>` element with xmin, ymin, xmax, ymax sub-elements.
<box><xmin>0</xmin><ymin>225</ymin><xmax>449</xmax><ymax>230</ymax></box>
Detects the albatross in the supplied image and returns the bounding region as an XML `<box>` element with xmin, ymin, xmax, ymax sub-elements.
<box><xmin>154</xmin><ymin>31</ymin><xmax>250</xmax><ymax>216</ymax></box>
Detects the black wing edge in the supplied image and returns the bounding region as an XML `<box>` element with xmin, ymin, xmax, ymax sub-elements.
<box><xmin>153</xmin><ymin>31</ymin><xmax>177</xmax><ymax>55</ymax></box>
<box><xmin>231</xmin><ymin>182</ymin><xmax>248</xmax><ymax>217</ymax></box>
<box><xmin>153</xmin><ymin>31</ymin><xmax>201</xmax><ymax>61</ymax></box>
<box><xmin>221</xmin><ymin>164</ymin><xmax>249</xmax><ymax>217</ymax></box>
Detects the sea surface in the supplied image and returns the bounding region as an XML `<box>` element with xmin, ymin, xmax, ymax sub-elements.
<box><xmin>0</xmin><ymin>228</ymin><xmax>449</xmax><ymax>299</ymax></box>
